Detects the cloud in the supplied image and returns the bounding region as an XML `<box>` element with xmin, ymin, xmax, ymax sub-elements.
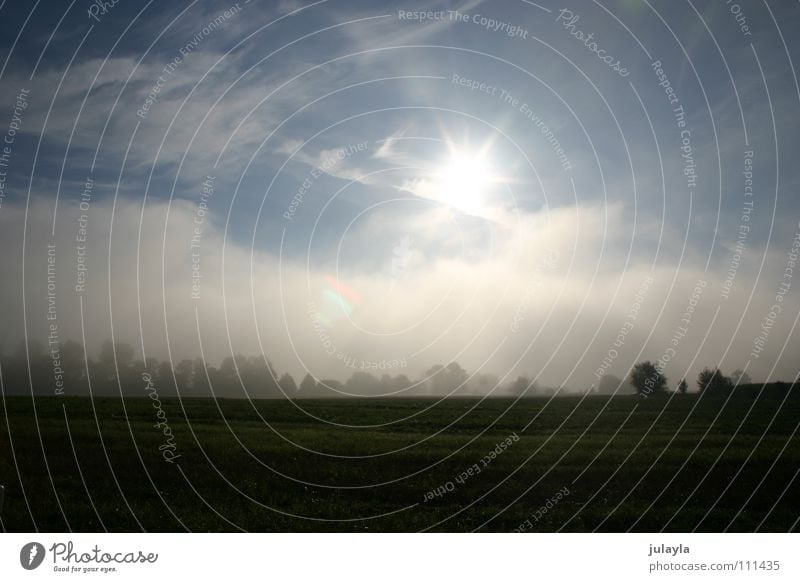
<box><xmin>2</xmin><ymin>0</ymin><xmax>799</xmax><ymax>396</ymax></box>
<box><xmin>3</xmin><ymin>194</ymin><xmax>797</xmax><ymax>393</ymax></box>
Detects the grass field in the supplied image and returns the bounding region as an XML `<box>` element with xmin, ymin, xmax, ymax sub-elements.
<box><xmin>1</xmin><ymin>392</ymin><xmax>798</xmax><ymax>532</ymax></box>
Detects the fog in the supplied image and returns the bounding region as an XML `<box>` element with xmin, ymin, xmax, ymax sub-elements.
<box><xmin>2</xmin><ymin>192</ymin><xmax>797</xmax><ymax>397</ymax></box>
<box><xmin>1</xmin><ymin>0</ymin><xmax>798</xmax><ymax>397</ymax></box>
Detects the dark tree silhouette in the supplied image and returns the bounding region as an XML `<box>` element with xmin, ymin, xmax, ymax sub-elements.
<box><xmin>698</xmin><ymin>367</ymin><xmax>732</xmax><ymax>395</ymax></box>
<box><xmin>96</xmin><ymin>340</ymin><xmax>134</xmax><ymax>383</ymax></box>
<box><xmin>156</xmin><ymin>360</ymin><xmax>174</xmax><ymax>392</ymax></box>
<box><xmin>379</xmin><ymin>374</ymin><xmax>412</xmax><ymax>394</ymax></box>
<box><xmin>278</xmin><ymin>372</ymin><xmax>297</xmax><ymax>395</ymax></box>
<box><xmin>629</xmin><ymin>361</ymin><xmax>667</xmax><ymax>396</ymax></box>
<box><xmin>8</xmin><ymin>336</ymin><xmax>790</xmax><ymax>402</ymax></box>
<box><xmin>507</xmin><ymin>375</ymin><xmax>536</xmax><ymax>396</ymax></box>
<box><xmin>426</xmin><ymin>362</ymin><xmax>468</xmax><ymax>395</ymax></box>
<box><xmin>345</xmin><ymin>371</ymin><xmax>380</xmax><ymax>395</ymax></box>
<box><xmin>60</xmin><ymin>340</ymin><xmax>86</xmax><ymax>389</ymax></box>
<box><xmin>296</xmin><ymin>373</ymin><xmax>319</xmax><ymax>398</ymax></box>
<box><xmin>174</xmin><ymin>359</ymin><xmax>195</xmax><ymax>392</ymax></box>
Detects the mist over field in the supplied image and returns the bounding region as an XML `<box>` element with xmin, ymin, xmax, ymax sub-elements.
<box><xmin>0</xmin><ymin>0</ymin><xmax>799</xmax><ymax>395</ymax></box>
<box><xmin>1</xmin><ymin>0</ymin><xmax>799</xmax><ymax>535</ymax></box>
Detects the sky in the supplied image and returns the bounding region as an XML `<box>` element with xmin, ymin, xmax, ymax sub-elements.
<box><xmin>1</xmin><ymin>0</ymin><xmax>799</xmax><ymax>392</ymax></box>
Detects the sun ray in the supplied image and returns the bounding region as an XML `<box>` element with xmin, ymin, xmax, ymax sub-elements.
<box><xmin>433</xmin><ymin>147</ymin><xmax>499</xmax><ymax>215</ymax></box>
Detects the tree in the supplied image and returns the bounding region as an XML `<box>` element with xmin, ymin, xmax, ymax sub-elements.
<box><xmin>297</xmin><ymin>373</ymin><xmax>318</xmax><ymax>398</ymax></box>
<box><xmin>218</xmin><ymin>356</ymin><xmax>237</xmax><ymax>383</ymax></box>
<box><xmin>629</xmin><ymin>361</ymin><xmax>667</xmax><ymax>396</ymax></box>
<box><xmin>426</xmin><ymin>362</ymin><xmax>468</xmax><ymax>395</ymax></box>
<box><xmin>424</xmin><ymin>364</ymin><xmax>443</xmax><ymax>394</ymax></box>
<box><xmin>174</xmin><ymin>359</ymin><xmax>195</xmax><ymax>392</ymax></box>
<box><xmin>678</xmin><ymin>378</ymin><xmax>688</xmax><ymax>394</ymax></box>
<box><xmin>240</xmin><ymin>356</ymin><xmax>280</xmax><ymax>397</ymax></box>
<box><xmin>345</xmin><ymin>371</ymin><xmax>380</xmax><ymax>395</ymax></box>
<box><xmin>446</xmin><ymin>362</ymin><xmax>468</xmax><ymax>385</ymax></box>
<box><xmin>215</xmin><ymin>355</ymin><xmax>266</xmax><ymax>394</ymax></box>
<box><xmin>394</xmin><ymin>374</ymin><xmax>412</xmax><ymax>390</ymax></box>
<box><xmin>507</xmin><ymin>375</ymin><xmax>536</xmax><ymax>396</ymax></box>
<box><xmin>97</xmin><ymin>341</ymin><xmax>134</xmax><ymax>382</ymax></box>
<box><xmin>697</xmin><ymin>367</ymin><xmax>732</xmax><ymax>395</ymax></box>
<box><xmin>155</xmin><ymin>360</ymin><xmax>174</xmax><ymax>392</ymax></box>
<box><xmin>5</xmin><ymin>340</ymin><xmax>46</xmax><ymax>393</ymax></box>
<box><xmin>192</xmin><ymin>358</ymin><xmax>210</xmax><ymax>394</ymax></box>
<box><xmin>60</xmin><ymin>340</ymin><xmax>86</xmax><ymax>390</ymax></box>
<box><xmin>730</xmin><ymin>369</ymin><xmax>752</xmax><ymax>386</ymax></box>
<box><xmin>469</xmin><ymin>373</ymin><xmax>499</xmax><ymax>395</ymax></box>
<box><xmin>278</xmin><ymin>372</ymin><xmax>297</xmax><ymax>395</ymax></box>
<box><xmin>380</xmin><ymin>374</ymin><xmax>412</xmax><ymax>395</ymax></box>
<box><xmin>697</xmin><ymin>367</ymin><xmax>714</xmax><ymax>392</ymax></box>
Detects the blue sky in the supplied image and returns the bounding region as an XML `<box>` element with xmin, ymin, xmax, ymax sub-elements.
<box><xmin>1</xmin><ymin>0</ymin><xmax>799</xmax><ymax>389</ymax></box>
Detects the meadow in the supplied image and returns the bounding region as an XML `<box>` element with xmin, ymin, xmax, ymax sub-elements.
<box><xmin>1</xmin><ymin>390</ymin><xmax>798</xmax><ymax>532</ymax></box>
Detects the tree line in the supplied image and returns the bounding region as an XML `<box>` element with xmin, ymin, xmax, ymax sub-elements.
<box><xmin>603</xmin><ymin>361</ymin><xmax>797</xmax><ymax>398</ymax></box>
<box><xmin>0</xmin><ymin>341</ymin><xmax>549</xmax><ymax>398</ymax></box>
<box><xmin>2</xmin><ymin>339</ymin><xmax>795</xmax><ymax>398</ymax></box>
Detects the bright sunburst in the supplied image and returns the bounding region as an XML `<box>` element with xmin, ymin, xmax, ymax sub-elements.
<box><xmin>434</xmin><ymin>149</ymin><xmax>498</xmax><ymax>215</ymax></box>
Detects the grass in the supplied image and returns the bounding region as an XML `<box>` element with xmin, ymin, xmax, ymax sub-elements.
<box><xmin>1</xmin><ymin>392</ymin><xmax>798</xmax><ymax>532</ymax></box>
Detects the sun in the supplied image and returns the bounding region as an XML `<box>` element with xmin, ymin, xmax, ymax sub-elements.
<box><xmin>434</xmin><ymin>149</ymin><xmax>498</xmax><ymax>215</ymax></box>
